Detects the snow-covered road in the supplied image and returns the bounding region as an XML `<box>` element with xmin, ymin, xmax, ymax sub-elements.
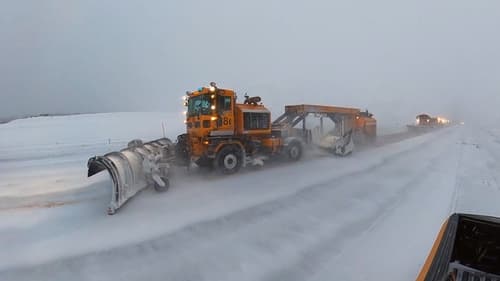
<box><xmin>1</xmin><ymin>114</ymin><xmax>499</xmax><ymax>281</ymax></box>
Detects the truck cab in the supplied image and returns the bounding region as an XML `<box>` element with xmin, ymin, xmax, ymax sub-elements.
<box><xmin>184</xmin><ymin>83</ymin><xmax>236</xmax><ymax>160</ymax></box>
<box><xmin>182</xmin><ymin>83</ymin><xmax>274</xmax><ymax>169</ymax></box>
<box><xmin>354</xmin><ymin>110</ymin><xmax>377</xmax><ymax>143</ymax></box>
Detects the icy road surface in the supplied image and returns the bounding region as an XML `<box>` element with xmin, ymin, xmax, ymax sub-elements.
<box><xmin>1</xmin><ymin>113</ymin><xmax>500</xmax><ymax>281</ymax></box>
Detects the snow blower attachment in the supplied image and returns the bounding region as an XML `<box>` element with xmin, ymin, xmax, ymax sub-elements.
<box><xmin>318</xmin><ymin>129</ymin><xmax>354</xmax><ymax>156</ymax></box>
<box><xmin>88</xmin><ymin>138</ymin><xmax>175</xmax><ymax>214</ymax></box>
<box><xmin>273</xmin><ymin>104</ymin><xmax>374</xmax><ymax>156</ymax></box>
<box><xmin>416</xmin><ymin>213</ymin><xmax>500</xmax><ymax>281</ymax></box>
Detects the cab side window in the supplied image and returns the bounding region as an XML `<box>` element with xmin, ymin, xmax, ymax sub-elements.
<box><xmin>217</xmin><ymin>96</ymin><xmax>232</xmax><ymax>112</ymax></box>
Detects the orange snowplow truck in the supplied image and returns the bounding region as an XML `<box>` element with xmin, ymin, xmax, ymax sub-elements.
<box><xmin>176</xmin><ymin>82</ymin><xmax>377</xmax><ymax>173</ymax></box>
<box><xmin>88</xmin><ymin>82</ymin><xmax>376</xmax><ymax>214</ymax></box>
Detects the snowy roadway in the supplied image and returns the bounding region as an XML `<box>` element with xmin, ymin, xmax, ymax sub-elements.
<box><xmin>1</xmin><ymin>114</ymin><xmax>500</xmax><ymax>281</ymax></box>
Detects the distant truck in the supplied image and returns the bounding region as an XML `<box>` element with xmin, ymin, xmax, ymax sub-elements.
<box><xmin>408</xmin><ymin>113</ymin><xmax>450</xmax><ymax>132</ymax></box>
<box><xmin>416</xmin><ymin>114</ymin><xmax>438</xmax><ymax>126</ymax></box>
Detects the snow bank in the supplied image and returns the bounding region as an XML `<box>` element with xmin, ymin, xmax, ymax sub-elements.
<box><xmin>0</xmin><ymin>112</ymin><xmax>185</xmax><ymax>197</ymax></box>
<box><xmin>0</xmin><ymin>112</ymin><xmax>185</xmax><ymax>161</ymax></box>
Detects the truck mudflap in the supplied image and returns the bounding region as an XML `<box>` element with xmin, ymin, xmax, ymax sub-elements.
<box><xmin>88</xmin><ymin>138</ymin><xmax>175</xmax><ymax>214</ymax></box>
<box><xmin>416</xmin><ymin>213</ymin><xmax>500</xmax><ymax>281</ymax></box>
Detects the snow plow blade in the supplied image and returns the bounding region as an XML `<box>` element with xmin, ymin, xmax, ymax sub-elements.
<box><xmin>88</xmin><ymin>138</ymin><xmax>175</xmax><ymax>214</ymax></box>
<box><xmin>416</xmin><ymin>213</ymin><xmax>500</xmax><ymax>281</ymax></box>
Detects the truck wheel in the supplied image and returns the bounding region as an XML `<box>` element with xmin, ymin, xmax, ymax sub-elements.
<box><xmin>154</xmin><ymin>176</ymin><xmax>170</xmax><ymax>192</ymax></box>
<box><xmin>216</xmin><ymin>146</ymin><xmax>243</xmax><ymax>174</ymax></box>
<box><xmin>287</xmin><ymin>141</ymin><xmax>302</xmax><ymax>161</ymax></box>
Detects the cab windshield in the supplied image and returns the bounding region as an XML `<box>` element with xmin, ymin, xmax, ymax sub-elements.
<box><xmin>187</xmin><ymin>94</ymin><xmax>211</xmax><ymax>117</ymax></box>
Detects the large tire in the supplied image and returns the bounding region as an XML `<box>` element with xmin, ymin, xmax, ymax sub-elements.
<box><xmin>215</xmin><ymin>146</ymin><xmax>243</xmax><ymax>174</ymax></box>
<box><xmin>286</xmin><ymin>141</ymin><xmax>302</xmax><ymax>161</ymax></box>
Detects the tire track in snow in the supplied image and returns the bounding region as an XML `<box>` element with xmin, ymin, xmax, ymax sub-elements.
<box><xmin>307</xmin><ymin>139</ymin><xmax>461</xmax><ymax>281</ymax></box>
<box><xmin>449</xmin><ymin>136</ymin><xmax>465</xmax><ymax>214</ymax></box>
<box><xmin>260</xmin><ymin>136</ymin><xmax>457</xmax><ymax>281</ymax></box>
<box><xmin>451</xmin><ymin>127</ymin><xmax>500</xmax><ymax>217</ymax></box>
<box><xmin>480</xmin><ymin>130</ymin><xmax>500</xmax><ymax>192</ymax></box>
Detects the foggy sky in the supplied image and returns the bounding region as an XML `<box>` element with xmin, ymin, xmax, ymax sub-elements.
<box><xmin>1</xmin><ymin>0</ymin><xmax>499</xmax><ymax>125</ymax></box>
